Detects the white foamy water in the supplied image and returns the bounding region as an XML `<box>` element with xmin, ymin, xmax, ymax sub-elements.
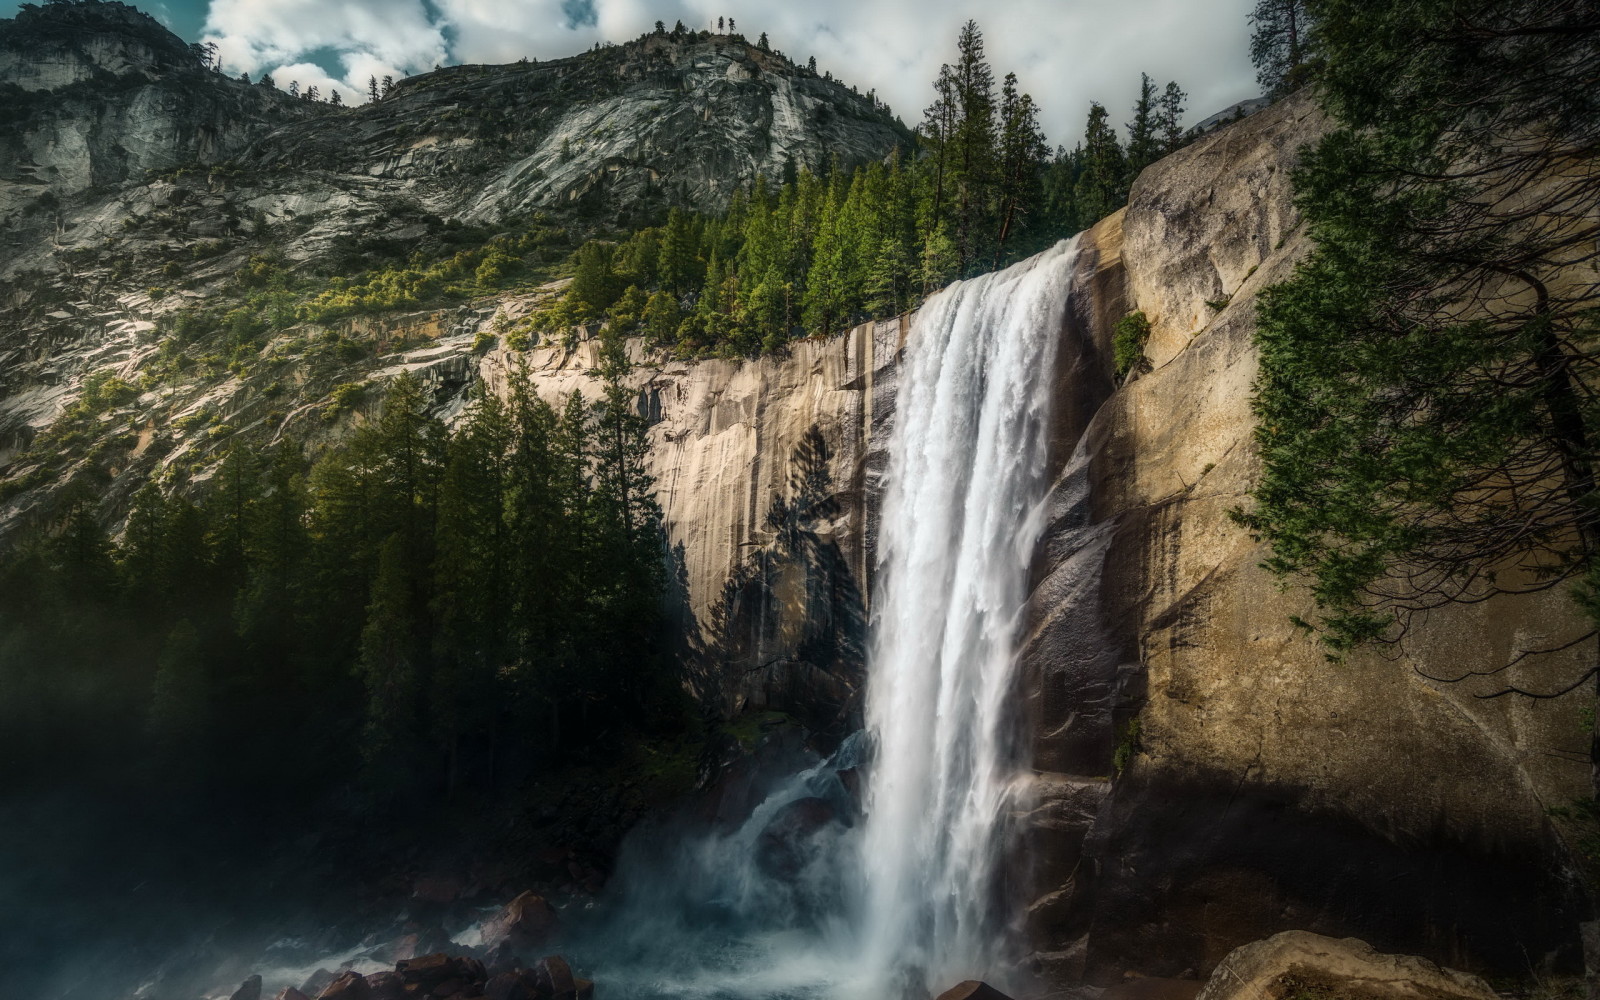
<box><xmin>850</xmin><ymin>237</ymin><xmax>1078</xmax><ymax>999</ymax></box>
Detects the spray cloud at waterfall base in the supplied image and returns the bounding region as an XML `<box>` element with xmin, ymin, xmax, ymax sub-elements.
<box><xmin>568</xmin><ymin>238</ymin><xmax>1081</xmax><ymax>1000</ymax></box>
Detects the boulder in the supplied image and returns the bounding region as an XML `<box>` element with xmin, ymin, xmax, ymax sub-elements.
<box><xmin>273</xmin><ymin>990</ymin><xmax>310</xmax><ymax>1000</ymax></box>
<box><xmin>300</xmin><ymin>970</ymin><xmax>337</xmax><ymax>997</ymax></box>
<box><xmin>484</xmin><ymin>970</ymin><xmax>541</xmax><ymax>1000</ymax></box>
<box><xmin>1195</xmin><ymin>932</ymin><xmax>1500</xmax><ymax>1000</ymax></box>
<box><xmin>484</xmin><ymin>941</ymin><xmax>518</xmax><ymax>978</ymax></box>
<box><xmin>481</xmin><ymin>892</ymin><xmax>560</xmax><ymax>952</ymax></box>
<box><xmin>231</xmin><ymin>975</ymin><xmax>263</xmax><ymax>1000</ymax></box>
<box><xmin>533</xmin><ymin>956</ymin><xmax>577</xmax><ymax>999</ymax></box>
<box><xmin>315</xmin><ymin>971</ymin><xmax>370</xmax><ymax>1000</ymax></box>
<box><xmin>363</xmin><ymin>971</ymin><xmax>406</xmax><ymax>1000</ymax></box>
<box><xmin>935</xmin><ymin>983</ymin><xmax>1016</xmax><ymax>1000</ymax></box>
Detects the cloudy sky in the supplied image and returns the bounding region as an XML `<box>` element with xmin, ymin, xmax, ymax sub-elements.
<box><xmin>5</xmin><ymin>0</ymin><xmax>1260</xmax><ymax>146</ymax></box>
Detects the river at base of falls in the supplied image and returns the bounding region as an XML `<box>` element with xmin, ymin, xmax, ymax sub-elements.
<box><xmin>556</xmin><ymin>238</ymin><xmax>1082</xmax><ymax>1000</ymax></box>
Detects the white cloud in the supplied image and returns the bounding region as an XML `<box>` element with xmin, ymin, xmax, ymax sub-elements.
<box><xmin>264</xmin><ymin>60</ymin><xmax>363</xmax><ymax>105</ymax></box>
<box><xmin>202</xmin><ymin>0</ymin><xmax>448</xmax><ymax>101</ymax></box>
<box><xmin>196</xmin><ymin>0</ymin><xmax>1259</xmax><ymax>133</ymax></box>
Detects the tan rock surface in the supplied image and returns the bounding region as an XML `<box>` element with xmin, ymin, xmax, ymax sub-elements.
<box><xmin>1195</xmin><ymin>931</ymin><xmax>1499</xmax><ymax>1000</ymax></box>
<box><xmin>1020</xmin><ymin>91</ymin><xmax>1593</xmax><ymax>983</ymax></box>
<box><xmin>474</xmin><ymin>315</ymin><xmax>903</xmax><ymax>725</ymax></box>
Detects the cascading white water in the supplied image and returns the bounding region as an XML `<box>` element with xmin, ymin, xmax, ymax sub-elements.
<box><xmin>566</xmin><ymin>239</ymin><xmax>1082</xmax><ymax>1000</ymax></box>
<box><xmin>852</xmin><ymin>237</ymin><xmax>1080</xmax><ymax>998</ymax></box>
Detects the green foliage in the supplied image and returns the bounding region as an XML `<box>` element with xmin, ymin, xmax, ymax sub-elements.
<box><xmin>1113</xmin><ymin>716</ymin><xmax>1142</xmax><ymax>775</ymax></box>
<box><xmin>0</xmin><ymin>371</ymin><xmax>681</xmax><ymax>811</ymax></box>
<box><xmin>1112</xmin><ymin>310</ymin><xmax>1151</xmax><ymax>379</ymax></box>
<box><xmin>68</xmin><ymin>370</ymin><xmax>140</xmax><ymax>418</ymax></box>
<box><xmin>1237</xmin><ymin>0</ymin><xmax>1600</xmax><ymax>657</ymax></box>
<box><xmin>1250</xmin><ymin>0</ymin><xmax>1315</xmax><ymax>96</ymax></box>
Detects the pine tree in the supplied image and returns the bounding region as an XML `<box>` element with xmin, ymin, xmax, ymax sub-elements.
<box><xmin>1158</xmin><ymin>81</ymin><xmax>1188</xmax><ymax>152</ymax></box>
<box><xmin>643</xmin><ymin>290</ymin><xmax>682</xmax><ymax>345</ymax></box>
<box><xmin>381</xmin><ymin>75</ymin><xmax>394</xmax><ymax>98</ymax></box>
<box><xmin>569</xmin><ymin>242</ymin><xmax>622</xmax><ymax>319</ymax></box>
<box><xmin>949</xmin><ymin>20</ymin><xmax>997</xmax><ymax>275</ymax></box>
<box><xmin>588</xmin><ymin>326</ymin><xmax>667</xmax><ymax>717</ymax></box>
<box><xmin>432</xmin><ymin>388</ymin><xmax>512</xmax><ymax>791</ymax></box>
<box><xmin>1072</xmin><ymin>102</ymin><xmax>1126</xmax><ymax>229</ymax></box>
<box><xmin>994</xmin><ymin>72</ymin><xmax>1048</xmax><ymax>267</ymax></box>
<box><xmin>147</xmin><ymin>620</ymin><xmax>208</xmax><ymax>759</ymax></box>
<box><xmin>657</xmin><ymin>208</ymin><xmax>703</xmax><ymax>295</ymax></box>
<box><xmin>205</xmin><ymin>443</ymin><xmax>258</xmax><ymax>592</ymax></box>
<box><xmin>758</xmin><ymin>32</ymin><xmax>769</xmax><ymax>50</ymax></box>
<box><xmin>1249</xmin><ymin>0</ymin><xmax>1313</xmax><ymax>96</ymax></box>
<box><xmin>1125</xmin><ymin>73</ymin><xmax>1161</xmax><ymax>179</ymax></box>
<box><xmin>921</xmin><ymin>63</ymin><xmax>958</xmax><ymax>239</ymax></box>
<box><xmin>357</xmin><ymin>533</ymin><xmax>423</xmax><ymax>795</ymax></box>
<box><xmin>368</xmin><ymin>75</ymin><xmax>379</xmax><ymax>102</ymax></box>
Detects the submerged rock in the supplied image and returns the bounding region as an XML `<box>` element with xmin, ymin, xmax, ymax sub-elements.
<box><xmin>1195</xmin><ymin>932</ymin><xmax>1500</xmax><ymax>1000</ymax></box>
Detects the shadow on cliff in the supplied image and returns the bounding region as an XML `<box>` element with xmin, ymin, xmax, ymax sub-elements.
<box><xmin>676</xmin><ymin>426</ymin><xmax>867</xmax><ymax>739</ymax></box>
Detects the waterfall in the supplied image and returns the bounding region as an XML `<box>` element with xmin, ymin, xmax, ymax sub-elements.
<box><xmin>571</xmin><ymin>238</ymin><xmax>1081</xmax><ymax>1000</ymax></box>
<box><xmin>851</xmin><ymin>237</ymin><xmax>1079</xmax><ymax>998</ymax></box>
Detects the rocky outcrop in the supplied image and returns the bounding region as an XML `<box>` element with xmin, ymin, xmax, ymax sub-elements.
<box><xmin>1194</xmin><ymin>932</ymin><xmax>1500</xmax><ymax>1000</ymax></box>
<box><xmin>1018</xmin><ymin>90</ymin><xmax>1594</xmax><ymax>983</ymax></box>
<box><xmin>0</xmin><ymin>2</ymin><xmax>318</xmax><ymax>218</ymax></box>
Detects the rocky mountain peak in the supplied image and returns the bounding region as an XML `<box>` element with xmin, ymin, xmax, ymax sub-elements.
<box><xmin>0</xmin><ymin>0</ymin><xmax>202</xmax><ymax>90</ymax></box>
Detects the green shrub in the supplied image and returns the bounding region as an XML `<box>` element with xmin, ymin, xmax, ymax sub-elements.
<box><xmin>1112</xmin><ymin>310</ymin><xmax>1151</xmax><ymax>379</ymax></box>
